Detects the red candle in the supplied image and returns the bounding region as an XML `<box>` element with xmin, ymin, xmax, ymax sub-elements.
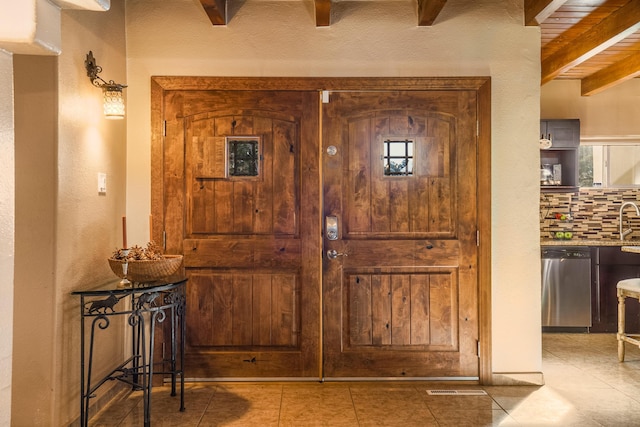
<box><xmin>122</xmin><ymin>216</ymin><xmax>127</xmax><ymax>248</ymax></box>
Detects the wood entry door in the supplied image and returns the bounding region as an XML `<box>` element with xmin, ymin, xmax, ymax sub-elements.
<box><xmin>322</xmin><ymin>91</ymin><xmax>480</xmax><ymax>379</ymax></box>
<box><xmin>162</xmin><ymin>89</ymin><xmax>321</xmax><ymax>378</ymax></box>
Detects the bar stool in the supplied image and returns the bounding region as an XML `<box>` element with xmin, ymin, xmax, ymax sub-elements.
<box><xmin>617</xmin><ymin>278</ymin><xmax>640</xmax><ymax>361</ymax></box>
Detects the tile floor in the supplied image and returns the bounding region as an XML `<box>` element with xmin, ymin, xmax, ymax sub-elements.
<box><xmin>89</xmin><ymin>333</ymin><xmax>640</xmax><ymax>426</ymax></box>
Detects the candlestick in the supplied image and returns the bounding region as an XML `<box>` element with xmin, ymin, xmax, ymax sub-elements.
<box><xmin>118</xmin><ymin>248</ymin><xmax>131</xmax><ymax>287</ymax></box>
<box><xmin>122</xmin><ymin>216</ymin><xmax>127</xmax><ymax>249</ymax></box>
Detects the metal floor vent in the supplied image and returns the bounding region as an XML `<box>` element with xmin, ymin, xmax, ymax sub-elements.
<box><xmin>426</xmin><ymin>389</ymin><xmax>487</xmax><ymax>396</ymax></box>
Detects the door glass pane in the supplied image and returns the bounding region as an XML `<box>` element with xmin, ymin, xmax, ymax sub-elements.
<box><xmin>383</xmin><ymin>139</ymin><xmax>414</xmax><ymax>176</ymax></box>
<box><xmin>228</xmin><ymin>138</ymin><xmax>259</xmax><ymax>177</ymax></box>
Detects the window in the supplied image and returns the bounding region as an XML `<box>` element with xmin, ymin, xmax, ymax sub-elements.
<box><xmin>579</xmin><ymin>142</ymin><xmax>640</xmax><ymax>187</ymax></box>
<box><xmin>383</xmin><ymin>139</ymin><xmax>414</xmax><ymax>176</ymax></box>
<box><xmin>228</xmin><ymin>138</ymin><xmax>259</xmax><ymax>177</ymax></box>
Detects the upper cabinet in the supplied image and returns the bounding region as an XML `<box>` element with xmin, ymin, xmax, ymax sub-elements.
<box><xmin>540</xmin><ymin>119</ymin><xmax>580</xmax><ymax>191</ymax></box>
<box><xmin>541</xmin><ymin>119</ymin><xmax>580</xmax><ymax>149</ymax></box>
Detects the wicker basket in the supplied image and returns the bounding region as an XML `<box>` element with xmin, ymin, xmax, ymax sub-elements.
<box><xmin>108</xmin><ymin>255</ymin><xmax>183</xmax><ymax>283</ymax></box>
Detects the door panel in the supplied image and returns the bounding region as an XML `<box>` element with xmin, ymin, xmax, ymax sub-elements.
<box><xmin>163</xmin><ymin>90</ymin><xmax>320</xmax><ymax>378</ymax></box>
<box><xmin>322</xmin><ymin>91</ymin><xmax>478</xmax><ymax>378</ymax></box>
<box><xmin>344</xmin><ymin>271</ymin><xmax>458</xmax><ymax>349</ymax></box>
<box><xmin>187</xmin><ymin>272</ymin><xmax>299</xmax><ymax>348</ymax></box>
<box><xmin>186</xmin><ymin>114</ymin><xmax>297</xmax><ymax>235</ymax></box>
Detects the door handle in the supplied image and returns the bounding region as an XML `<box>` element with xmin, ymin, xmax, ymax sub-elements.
<box><xmin>326</xmin><ymin>249</ymin><xmax>347</xmax><ymax>260</ymax></box>
<box><xmin>325</xmin><ymin>216</ymin><xmax>339</xmax><ymax>240</ymax></box>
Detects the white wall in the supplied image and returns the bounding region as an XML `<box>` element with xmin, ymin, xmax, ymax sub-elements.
<box><xmin>0</xmin><ymin>0</ymin><xmax>61</xmax><ymax>55</ymax></box>
<box><xmin>0</xmin><ymin>49</ymin><xmax>15</xmax><ymax>427</ymax></box>
<box><xmin>126</xmin><ymin>0</ymin><xmax>543</xmax><ymax>379</ymax></box>
<box><xmin>541</xmin><ymin>79</ymin><xmax>640</xmax><ymax>137</ymax></box>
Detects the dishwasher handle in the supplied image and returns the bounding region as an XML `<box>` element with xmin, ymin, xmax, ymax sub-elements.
<box><xmin>542</xmin><ymin>248</ymin><xmax>591</xmax><ymax>259</ymax></box>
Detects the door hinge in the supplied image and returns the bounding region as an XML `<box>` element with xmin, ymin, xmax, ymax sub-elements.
<box><xmin>163</xmin><ymin>230</ymin><xmax>167</xmax><ymax>251</ymax></box>
<box><xmin>476</xmin><ymin>230</ymin><xmax>480</xmax><ymax>246</ymax></box>
<box><xmin>321</xmin><ymin>90</ymin><xmax>330</xmax><ymax>104</ymax></box>
<box><xmin>476</xmin><ymin>120</ymin><xmax>479</xmax><ymax>137</ymax></box>
<box><xmin>477</xmin><ymin>340</ymin><xmax>480</xmax><ymax>357</ymax></box>
<box><xmin>163</xmin><ymin>120</ymin><xmax>167</xmax><ymax>136</ymax></box>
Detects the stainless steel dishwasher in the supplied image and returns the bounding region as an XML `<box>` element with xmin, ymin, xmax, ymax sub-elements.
<box><xmin>541</xmin><ymin>247</ymin><xmax>592</xmax><ymax>329</ymax></box>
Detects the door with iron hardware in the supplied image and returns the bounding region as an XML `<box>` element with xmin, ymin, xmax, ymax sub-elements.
<box><xmin>322</xmin><ymin>90</ymin><xmax>480</xmax><ymax>378</ymax></box>
<box><xmin>154</xmin><ymin>78</ymin><xmax>486</xmax><ymax>380</ymax></box>
<box><xmin>161</xmin><ymin>89</ymin><xmax>321</xmax><ymax>378</ymax></box>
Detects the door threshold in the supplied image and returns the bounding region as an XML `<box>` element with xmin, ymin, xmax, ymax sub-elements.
<box><xmin>180</xmin><ymin>376</ymin><xmax>480</xmax><ymax>383</ymax></box>
<box><xmin>323</xmin><ymin>377</ymin><xmax>480</xmax><ymax>382</ymax></box>
<box><xmin>182</xmin><ymin>377</ymin><xmax>323</xmax><ymax>383</ymax></box>
<box><xmin>426</xmin><ymin>389</ymin><xmax>487</xmax><ymax>395</ymax></box>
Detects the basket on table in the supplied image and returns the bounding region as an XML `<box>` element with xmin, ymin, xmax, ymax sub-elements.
<box><xmin>108</xmin><ymin>255</ymin><xmax>183</xmax><ymax>283</ymax></box>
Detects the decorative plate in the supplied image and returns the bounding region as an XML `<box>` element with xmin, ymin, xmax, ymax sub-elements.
<box><xmin>539</xmin><ymin>138</ymin><xmax>552</xmax><ymax>149</ymax></box>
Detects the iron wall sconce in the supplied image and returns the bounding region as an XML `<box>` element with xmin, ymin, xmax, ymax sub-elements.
<box><xmin>85</xmin><ymin>51</ymin><xmax>127</xmax><ymax>119</ymax></box>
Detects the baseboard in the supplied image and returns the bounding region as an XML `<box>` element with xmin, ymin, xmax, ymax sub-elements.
<box><xmin>491</xmin><ymin>372</ymin><xmax>545</xmax><ymax>386</ymax></box>
<box><xmin>67</xmin><ymin>382</ymin><xmax>129</xmax><ymax>427</ymax></box>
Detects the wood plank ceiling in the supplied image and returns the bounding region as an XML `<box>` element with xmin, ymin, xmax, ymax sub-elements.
<box><xmin>198</xmin><ymin>0</ymin><xmax>640</xmax><ymax>96</ymax></box>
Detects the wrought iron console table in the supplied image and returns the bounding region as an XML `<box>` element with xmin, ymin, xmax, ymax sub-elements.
<box><xmin>72</xmin><ymin>277</ymin><xmax>187</xmax><ymax>427</ymax></box>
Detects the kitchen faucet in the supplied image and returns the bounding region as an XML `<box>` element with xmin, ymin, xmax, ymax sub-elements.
<box><xmin>619</xmin><ymin>201</ymin><xmax>640</xmax><ymax>240</ymax></box>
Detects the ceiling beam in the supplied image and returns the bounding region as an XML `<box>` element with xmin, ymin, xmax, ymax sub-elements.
<box><xmin>581</xmin><ymin>51</ymin><xmax>640</xmax><ymax>96</ymax></box>
<box><xmin>524</xmin><ymin>0</ymin><xmax>566</xmax><ymax>26</ymax></box>
<box><xmin>315</xmin><ymin>0</ymin><xmax>331</xmax><ymax>27</ymax></box>
<box><xmin>417</xmin><ymin>0</ymin><xmax>447</xmax><ymax>26</ymax></box>
<box><xmin>541</xmin><ymin>1</ymin><xmax>640</xmax><ymax>85</ymax></box>
<box><xmin>199</xmin><ymin>0</ymin><xmax>226</xmax><ymax>26</ymax></box>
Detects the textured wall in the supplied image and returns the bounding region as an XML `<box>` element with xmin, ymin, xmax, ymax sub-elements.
<box><xmin>9</xmin><ymin>1</ymin><xmax>127</xmax><ymax>425</ymax></box>
<box><xmin>12</xmin><ymin>54</ymin><xmax>58</xmax><ymax>425</ymax></box>
<box><xmin>54</xmin><ymin>2</ymin><xmax>127</xmax><ymax>424</ymax></box>
<box><xmin>0</xmin><ymin>0</ymin><xmax>62</xmax><ymax>54</ymax></box>
<box><xmin>541</xmin><ymin>79</ymin><xmax>640</xmax><ymax>137</ymax></box>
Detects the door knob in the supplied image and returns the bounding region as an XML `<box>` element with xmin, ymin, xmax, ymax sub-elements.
<box><xmin>326</xmin><ymin>249</ymin><xmax>347</xmax><ymax>259</ymax></box>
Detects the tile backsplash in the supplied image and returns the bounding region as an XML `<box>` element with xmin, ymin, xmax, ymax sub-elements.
<box><xmin>541</xmin><ymin>188</ymin><xmax>640</xmax><ymax>240</ymax></box>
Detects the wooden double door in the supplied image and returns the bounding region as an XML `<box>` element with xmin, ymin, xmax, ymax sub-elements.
<box><xmin>154</xmin><ymin>78</ymin><xmax>486</xmax><ymax>380</ymax></box>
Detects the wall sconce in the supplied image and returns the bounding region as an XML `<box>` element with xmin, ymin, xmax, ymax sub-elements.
<box><xmin>84</xmin><ymin>51</ymin><xmax>127</xmax><ymax>119</ymax></box>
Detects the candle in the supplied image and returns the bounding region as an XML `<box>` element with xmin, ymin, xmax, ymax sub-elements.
<box><xmin>122</xmin><ymin>216</ymin><xmax>127</xmax><ymax>248</ymax></box>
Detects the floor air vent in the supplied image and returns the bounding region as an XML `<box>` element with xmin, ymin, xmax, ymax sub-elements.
<box><xmin>426</xmin><ymin>389</ymin><xmax>487</xmax><ymax>396</ymax></box>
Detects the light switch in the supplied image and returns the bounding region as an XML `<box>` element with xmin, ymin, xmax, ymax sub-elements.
<box><xmin>98</xmin><ymin>173</ymin><xmax>107</xmax><ymax>194</ymax></box>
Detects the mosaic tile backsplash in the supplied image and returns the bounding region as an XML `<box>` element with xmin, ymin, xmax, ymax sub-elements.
<box><xmin>541</xmin><ymin>189</ymin><xmax>640</xmax><ymax>240</ymax></box>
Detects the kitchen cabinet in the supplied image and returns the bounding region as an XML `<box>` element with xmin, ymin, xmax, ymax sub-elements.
<box><xmin>540</xmin><ymin>119</ymin><xmax>580</xmax><ymax>192</ymax></box>
<box><xmin>591</xmin><ymin>247</ymin><xmax>640</xmax><ymax>333</ymax></box>
<box><xmin>540</xmin><ymin>119</ymin><xmax>580</xmax><ymax>148</ymax></box>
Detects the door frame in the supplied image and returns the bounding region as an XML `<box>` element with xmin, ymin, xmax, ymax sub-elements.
<box><xmin>150</xmin><ymin>76</ymin><xmax>492</xmax><ymax>384</ymax></box>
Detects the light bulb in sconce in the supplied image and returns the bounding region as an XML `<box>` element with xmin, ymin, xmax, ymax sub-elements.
<box><xmin>85</xmin><ymin>51</ymin><xmax>127</xmax><ymax>119</ymax></box>
<box><xmin>103</xmin><ymin>85</ymin><xmax>125</xmax><ymax>119</ymax></box>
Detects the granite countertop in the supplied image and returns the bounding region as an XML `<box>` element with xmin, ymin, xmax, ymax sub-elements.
<box><xmin>621</xmin><ymin>246</ymin><xmax>640</xmax><ymax>254</ymax></box>
<box><xmin>541</xmin><ymin>239</ymin><xmax>640</xmax><ymax>247</ymax></box>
